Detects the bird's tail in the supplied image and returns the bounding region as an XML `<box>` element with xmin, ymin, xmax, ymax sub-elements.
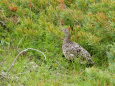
<box><xmin>87</xmin><ymin>58</ymin><xmax>95</xmax><ymax>65</ymax></box>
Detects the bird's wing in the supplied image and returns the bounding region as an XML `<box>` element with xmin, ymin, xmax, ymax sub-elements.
<box><xmin>68</xmin><ymin>43</ymin><xmax>82</xmax><ymax>54</ymax></box>
<box><xmin>62</xmin><ymin>42</ymin><xmax>94</xmax><ymax>63</ymax></box>
<box><xmin>69</xmin><ymin>42</ymin><xmax>91</xmax><ymax>57</ymax></box>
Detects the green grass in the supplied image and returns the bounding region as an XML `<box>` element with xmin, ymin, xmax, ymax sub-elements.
<box><xmin>0</xmin><ymin>0</ymin><xmax>115</xmax><ymax>86</ymax></box>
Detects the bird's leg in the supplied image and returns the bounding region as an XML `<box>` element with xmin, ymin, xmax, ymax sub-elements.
<box><xmin>71</xmin><ymin>60</ymin><xmax>75</xmax><ymax>70</ymax></box>
<box><xmin>68</xmin><ymin>60</ymin><xmax>75</xmax><ymax>70</ymax></box>
<box><xmin>69</xmin><ymin>60</ymin><xmax>74</xmax><ymax>63</ymax></box>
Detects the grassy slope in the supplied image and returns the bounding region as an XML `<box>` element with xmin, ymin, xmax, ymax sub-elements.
<box><xmin>0</xmin><ymin>0</ymin><xmax>115</xmax><ymax>86</ymax></box>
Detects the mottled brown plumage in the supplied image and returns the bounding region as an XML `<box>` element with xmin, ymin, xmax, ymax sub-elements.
<box><xmin>62</xmin><ymin>28</ymin><xmax>94</xmax><ymax>64</ymax></box>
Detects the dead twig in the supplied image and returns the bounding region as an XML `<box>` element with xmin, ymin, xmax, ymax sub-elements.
<box><xmin>7</xmin><ymin>48</ymin><xmax>46</xmax><ymax>72</ymax></box>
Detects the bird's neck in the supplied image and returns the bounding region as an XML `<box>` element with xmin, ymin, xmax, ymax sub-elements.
<box><xmin>63</xmin><ymin>34</ymin><xmax>71</xmax><ymax>43</ymax></box>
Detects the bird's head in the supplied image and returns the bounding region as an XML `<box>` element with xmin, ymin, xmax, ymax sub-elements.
<box><xmin>63</xmin><ymin>28</ymin><xmax>70</xmax><ymax>33</ymax></box>
<box><xmin>62</xmin><ymin>27</ymin><xmax>73</xmax><ymax>36</ymax></box>
<box><xmin>63</xmin><ymin>28</ymin><xmax>70</xmax><ymax>37</ymax></box>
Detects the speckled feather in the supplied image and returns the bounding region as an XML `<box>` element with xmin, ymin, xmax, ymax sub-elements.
<box><xmin>62</xmin><ymin>28</ymin><xmax>94</xmax><ymax>64</ymax></box>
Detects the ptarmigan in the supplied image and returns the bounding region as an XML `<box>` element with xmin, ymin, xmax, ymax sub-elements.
<box><xmin>62</xmin><ymin>28</ymin><xmax>94</xmax><ymax>64</ymax></box>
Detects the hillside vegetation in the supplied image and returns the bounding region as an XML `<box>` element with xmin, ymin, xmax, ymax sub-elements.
<box><xmin>0</xmin><ymin>0</ymin><xmax>115</xmax><ymax>86</ymax></box>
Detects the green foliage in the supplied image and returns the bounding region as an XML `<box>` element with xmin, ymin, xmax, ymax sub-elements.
<box><xmin>107</xmin><ymin>43</ymin><xmax>115</xmax><ymax>62</ymax></box>
<box><xmin>0</xmin><ymin>0</ymin><xmax>115</xmax><ymax>86</ymax></box>
<box><xmin>106</xmin><ymin>43</ymin><xmax>115</xmax><ymax>73</ymax></box>
<box><xmin>84</xmin><ymin>67</ymin><xmax>114</xmax><ymax>86</ymax></box>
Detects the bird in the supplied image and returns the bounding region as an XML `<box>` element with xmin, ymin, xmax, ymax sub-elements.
<box><xmin>62</xmin><ymin>27</ymin><xmax>94</xmax><ymax>64</ymax></box>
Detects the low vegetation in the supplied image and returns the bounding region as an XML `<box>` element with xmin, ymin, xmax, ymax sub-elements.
<box><xmin>0</xmin><ymin>0</ymin><xmax>115</xmax><ymax>86</ymax></box>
